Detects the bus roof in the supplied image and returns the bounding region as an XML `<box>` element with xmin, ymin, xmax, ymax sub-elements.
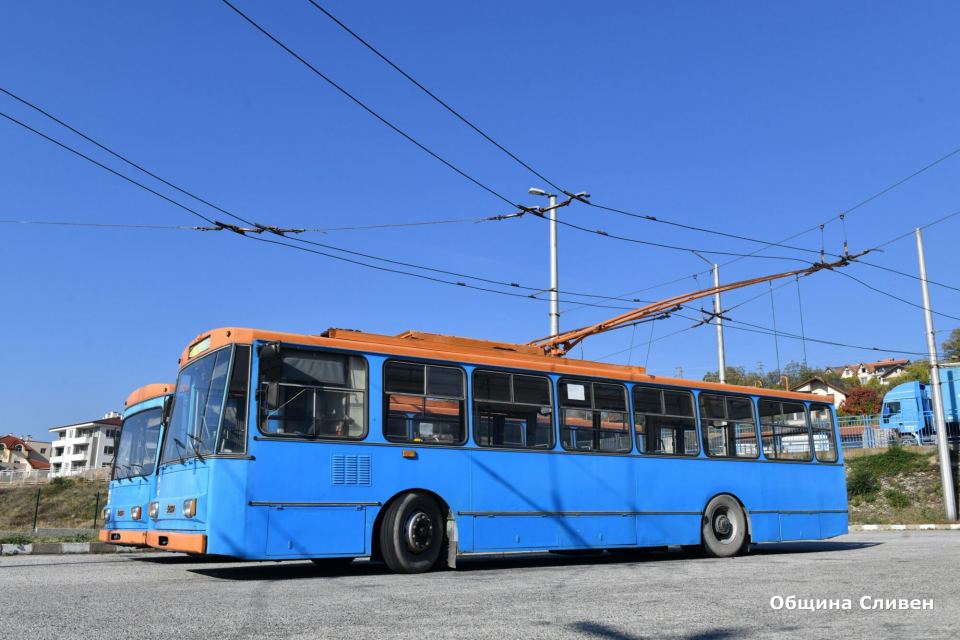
<box><xmin>124</xmin><ymin>383</ymin><xmax>175</xmax><ymax>409</ymax></box>
<box><xmin>180</xmin><ymin>327</ymin><xmax>819</xmax><ymax>403</ymax></box>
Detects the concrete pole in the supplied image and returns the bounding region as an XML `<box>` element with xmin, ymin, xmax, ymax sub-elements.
<box><xmin>549</xmin><ymin>194</ymin><xmax>559</xmax><ymax>337</ymax></box>
<box><xmin>916</xmin><ymin>228</ymin><xmax>957</xmax><ymax>521</ymax></box>
<box><xmin>713</xmin><ymin>264</ymin><xmax>727</xmax><ymax>384</ymax></box>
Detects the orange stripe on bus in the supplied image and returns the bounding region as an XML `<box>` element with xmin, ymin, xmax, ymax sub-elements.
<box><xmin>124</xmin><ymin>383</ymin><xmax>175</xmax><ymax>408</ymax></box>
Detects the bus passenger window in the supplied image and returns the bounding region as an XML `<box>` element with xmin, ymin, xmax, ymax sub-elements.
<box><xmin>632</xmin><ymin>387</ymin><xmax>699</xmax><ymax>456</ymax></box>
<box><xmin>218</xmin><ymin>346</ymin><xmax>250</xmax><ymax>453</ymax></box>
<box><xmin>559</xmin><ymin>380</ymin><xmax>630</xmax><ymax>453</ymax></box>
<box><xmin>474</xmin><ymin>371</ymin><xmax>553</xmax><ymax>449</ymax></box>
<box><xmin>698</xmin><ymin>394</ymin><xmax>759</xmax><ymax>458</ymax></box>
<box><xmin>758</xmin><ymin>400</ymin><xmax>812</xmax><ymax>461</ymax></box>
<box><xmin>259</xmin><ymin>348</ymin><xmax>367</xmax><ymax>439</ymax></box>
<box><xmin>809</xmin><ymin>404</ymin><xmax>838</xmax><ymax>462</ymax></box>
<box><xmin>384</xmin><ymin>361</ymin><xmax>466</xmax><ymax>445</ymax></box>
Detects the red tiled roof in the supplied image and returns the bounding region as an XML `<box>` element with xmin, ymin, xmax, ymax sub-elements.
<box><xmin>864</xmin><ymin>360</ymin><xmax>909</xmax><ymax>373</ymax></box>
<box><xmin>27</xmin><ymin>459</ymin><xmax>50</xmax><ymax>470</ymax></box>
<box><xmin>0</xmin><ymin>435</ymin><xmax>32</xmax><ymax>452</ymax></box>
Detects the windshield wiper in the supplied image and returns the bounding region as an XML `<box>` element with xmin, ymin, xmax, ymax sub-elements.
<box><xmin>172</xmin><ymin>438</ymin><xmax>188</xmax><ymax>464</ymax></box>
<box><xmin>186</xmin><ymin>433</ymin><xmax>207</xmax><ymax>463</ymax></box>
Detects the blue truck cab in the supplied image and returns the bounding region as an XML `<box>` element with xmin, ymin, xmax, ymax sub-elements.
<box><xmin>881</xmin><ymin>366</ymin><xmax>960</xmax><ymax>443</ymax></box>
<box><xmin>99</xmin><ymin>384</ymin><xmax>173</xmax><ymax>546</ymax></box>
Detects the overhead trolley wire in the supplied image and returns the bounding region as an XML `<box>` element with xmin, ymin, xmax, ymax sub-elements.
<box><xmin>0</xmin><ymin>101</ymin><xmax>665</xmax><ymax>310</ymax></box>
<box><xmin>220</xmin><ymin>0</ymin><xmax>518</xmax><ymax>209</ymax></box>
<box><xmin>305</xmin><ymin>0</ymin><xmax>564</xmax><ymax>194</ymax></box>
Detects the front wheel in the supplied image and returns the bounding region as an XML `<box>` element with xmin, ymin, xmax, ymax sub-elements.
<box><xmin>700</xmin><ymin>495</ymin><xmax>748</xmax><ymax>558</ymax></box>
<box><xmin>379</xmin><ymin>492</ymin><xmax>444</xmax><ymax>574</ymax></box>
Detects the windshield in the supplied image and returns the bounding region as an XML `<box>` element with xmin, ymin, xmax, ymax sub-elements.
<box><xmin>161</xmin><ymin>348</ymin><xmax>231</xmax><ymax>464</ymax></box>
<box><xmin>113</xmin><ymin>408</ymin><xmax>163</xmax><ymax>480</ymax></box>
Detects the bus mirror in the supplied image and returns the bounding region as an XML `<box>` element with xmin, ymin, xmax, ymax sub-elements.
<box><xmin>258</xmin><ymin>341</ymin><xmax>282</xmax><ymax>381</ymax></box>
<box><xmin>162</xmin><ymin>395</ymin><xmax>174</xmax><ymax>425</ymax></box>
<box><xmin>264</xmin><ymin>382</ymin><xmax>280</xmax><ymax>413</ymax></box>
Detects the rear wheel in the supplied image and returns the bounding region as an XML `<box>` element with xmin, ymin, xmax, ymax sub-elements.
<box><xmin>379</xmin><ymin>492</ymin><xmax>443</xmax><ymax>574</ymax></box>
<box><xmin>700</xmin><ymin>495</ymin><xmax>748</xmax><ymax>558</ymax></box>
<box><xmin>310</xmin><ymin>557</ymin><xmax>355</xmax><ymax>570</ymax></box>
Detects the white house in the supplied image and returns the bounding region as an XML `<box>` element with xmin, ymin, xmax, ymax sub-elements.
<box><xmin>790</xmin><ymin>376</ymin><xmax>849</xmax><ymax>411</ymax></box>
<box><xmin>48</xmin><ymin>412</ymin><xmax>122</xmax><ymax>474</ymax></box>
<box><xmin>824</xmin><ymin>359</ymin><xmax>910</xmax><ymax>386</ymax></box>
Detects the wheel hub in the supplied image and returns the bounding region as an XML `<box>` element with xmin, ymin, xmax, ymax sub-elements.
<box><xmin>404</xmin><ymin>510</ymin><xmax>434</xmax><ymax>555</ymax></box>
<box><xmin>714</xmin><ymin>514</ymin><xmax>732</xmax><ymax>536</ymax></box>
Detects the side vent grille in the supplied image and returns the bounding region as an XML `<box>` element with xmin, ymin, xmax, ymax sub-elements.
<box><xmin>332</xmin><ymin>454</ymin><xmax>371</xmax><ymax>486</ymax></box>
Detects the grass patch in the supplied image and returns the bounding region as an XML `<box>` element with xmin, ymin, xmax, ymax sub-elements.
<box><xmin>0</xmin><ymin>482</ymin><xmax>107</xmax><ymax>530</ymax></box>
<box><xmin>847</xmin><ymin>466</ymin><xmax>880</xmax><ymax>496</ymax></box>
<box><xmin>0</xmin><ymin>534</ymin><xmax>34</xmax><ymax>545</ymax></box>
<box><xmin>884</xmin><ymin>489</ymin><xmax>912</xmax><ymax>509</ymax></box>
<box><xmin>847</xmin><ymin>443</ymin><xmax>930</xmax><ymax>477</ymax></box>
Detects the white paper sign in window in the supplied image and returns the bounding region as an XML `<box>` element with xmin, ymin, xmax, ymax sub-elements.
<box><xmin>568</xmin><ymin>384</ymin><xmax>586</xmax><ymax>401</ymax></box>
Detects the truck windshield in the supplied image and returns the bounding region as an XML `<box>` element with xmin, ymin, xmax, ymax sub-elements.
<box><xmin>161</xmin><ymin>348</ymin><xmax>231</xmax><ymax>464</ymax></box>
<box><xmin>113</xmin><ymin>408</ymin><xmax>163</xmax><ymax>480</ymax></box>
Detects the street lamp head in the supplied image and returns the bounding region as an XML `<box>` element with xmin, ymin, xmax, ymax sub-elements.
<box><xmin>528</xmin><ymin>188</ymin><xmax>548</xmax><ymax>197</ymax></box>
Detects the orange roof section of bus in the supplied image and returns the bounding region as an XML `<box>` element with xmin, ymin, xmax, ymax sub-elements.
<box><xmin>180</xmin><ymin>327</ymin><xmax>820</xmax><ymax>403</ymax></box>
<box><xmin>124</xmin><ymin>383</ymin><xmax>175</xmax><ymax>408</ymax></box>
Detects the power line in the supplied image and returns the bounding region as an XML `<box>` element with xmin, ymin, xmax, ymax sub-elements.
<box><xmin>856</xmin><ymin>259</ymin><xmax>960</xmax><ymax>294</ymax></box>
<box><xmin>220</xmin><ymin>0</ymin><xmax>518</xmax><ymax>208</ymax></box>
<box><xmin>0</xmin><ymin>220</ymin><xmax>203</xmax><ymax>230</ymax></box>
<box><xmin>305</xmin><ymin>1</ymin><xmax>564</xmax><ymax>194</ymax></box>
<box><xmin>0</xmin><ymin>104</ymin><xmax>665</xmax><ymax>310</ymax></box>
<box><xmin>830</xmin><ymin>270</ymin><xmax>960</xmax><ymax>323</ymax></box>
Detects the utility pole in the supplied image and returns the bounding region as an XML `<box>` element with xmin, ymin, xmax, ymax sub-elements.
<box><xmin>676</xmin><ymin>366</ymin><xmax>683</xmax><ymax>379</ymax></box>
<box><xmin>915</xmin><ymin>228</ymin><xmax>957</xmax><ymax>521</ymax></box>
<box><xmin>529</xmin><ymin>188</ymin><xmax>560</xmax><ymax>336</ymax></box>
<box><xmin>693</xmin><ymin>252</ymin><xmax>726</xmax><ymax>383</ymax></box>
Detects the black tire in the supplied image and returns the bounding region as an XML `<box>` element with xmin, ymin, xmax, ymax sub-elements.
<box><xmin>379</xmin><ymin>492</ymin><xmax>444</xmax><ymax>574</ymax></box>
<box><xmin>700</xmin><ymin>495</ymin><xmax>748</xmax><ymax>558</ymax></box>
<box><xmin>310</xmin><ymin>557</ymin><xmax>355</xmax><ymax>570</ymax></box>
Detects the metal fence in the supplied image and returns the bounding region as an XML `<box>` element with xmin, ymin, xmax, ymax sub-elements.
<box><xmin>838</xmin><ymin>411</ymin><xmax>960</xmax><ymax>450</ymax></box>
<box><xmin>0</xmin><ymin>465</ymin><xmax>110</xmax><ymax>485</ymax></box>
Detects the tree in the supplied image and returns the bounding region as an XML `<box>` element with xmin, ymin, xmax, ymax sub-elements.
<box><xmin>839</xmin><ymin>387</ymin><xmax>883</xmax><ymax>416</ymax></box>
<box><xmin>894</xmin><ymin>360</ymin><xmax>930</xmax><ymax>385</ymax></box>
<box><xmin>942</xmin><ymin>328</ymin><xmax>960</xmax><ymax>363</ymax></box>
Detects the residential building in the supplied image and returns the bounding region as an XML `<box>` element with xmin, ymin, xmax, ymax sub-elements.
<box><xmin>824</xmin><ymin>358</ymin><xmax>910</xmax><ymax>386</ymax></box>
<box><xmin>789</xmin><ymin>377</ymin><xmax>849</xmax><ymax>411</ymax></box>
<box><xmin>0</xmin><ymin>434</ymin><xmax>52</xmax><ymax>471</ymax></box>
<box><xmin>48</xmin><ymin>413</ymin><xmax>122</xmax><ymax>474</ymax></box>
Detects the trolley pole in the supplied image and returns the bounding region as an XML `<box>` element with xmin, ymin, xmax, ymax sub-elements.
<box><xmin>713</xmin><ymin>264</ymin><xmax>727</xmax><ymax>384</ymax></box>
<box><xmin>549</xmin><ymin>193</ymin><xmax>559</xmax><ymax>337</ymax></box>
<box><xmin>915</xmin><ymin>228</ymin><xmax>957</xmax><ymax>521</ymax></box>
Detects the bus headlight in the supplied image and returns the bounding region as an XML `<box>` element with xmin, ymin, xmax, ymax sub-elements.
<box><xmin>102</xmin><ymin>508</ymin><xmax>111</xmax><ymax>522</ymax></box>
<box><xmin>183</xmin><ymin>498</ymin><xmax>197</xmax><ymax>519</ymax></box>
<box><xmin>148</xmin><ymin>502</ymin><xmax>160</xmax><ymax>519</ymax></box>
<box><xmin>131</xmin><ymin>506</ymin><xmax>142</xmax><ymax>520</ymax></box>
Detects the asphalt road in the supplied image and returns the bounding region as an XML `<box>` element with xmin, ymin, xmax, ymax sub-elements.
<box><xmin>2</xmin><ymin>533</ymin><xmax>956</xmax><ymax>639</ymax></box>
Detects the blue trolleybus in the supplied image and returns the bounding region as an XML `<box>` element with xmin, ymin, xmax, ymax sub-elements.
<box><xmin>146</xmin><ymin>327</ymin><xmax>846</xmax><ymax>572</ymax></box>
<box><xmin>99</xmin><ymin>383</ymin><xmax>173</xmax><ymax>546</ymax></box>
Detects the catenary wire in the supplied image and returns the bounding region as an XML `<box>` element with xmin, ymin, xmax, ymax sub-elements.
<box><xmin>220</xmin><ymin>0</ymin><xmax>517</xmax><ymax>208</ymax></box>
<box><xmin>305</xmin><ymin>0</ymin><xmax>564</xmax><ymax>194</ymax></box>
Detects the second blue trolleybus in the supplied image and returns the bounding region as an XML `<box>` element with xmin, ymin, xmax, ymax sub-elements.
<box><xmin>146</xmin><ymin>327</ymin><xmax>846</xmax><ymax>572</ymax></box>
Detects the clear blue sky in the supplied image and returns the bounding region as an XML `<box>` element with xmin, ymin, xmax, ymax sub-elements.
<box><xmin>2</xmin><ymin>1</ymin><xmax>959</xmax><ymax>439</ymax></box>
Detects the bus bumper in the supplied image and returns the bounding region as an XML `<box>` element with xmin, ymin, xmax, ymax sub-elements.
<box><xmin>147</xmin><ymin>531</ymin><xmax>207</xmax><ymax>554</ymax></box>
<box><xmin>99</xmin><ymin>530</ymin><xmax>148</xmax><ymax>546</ymax></box>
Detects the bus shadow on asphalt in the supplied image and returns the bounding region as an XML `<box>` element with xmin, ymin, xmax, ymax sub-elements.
<box><xmin>183</xmin><ymin>540</ymin><xmax>879</xmax><ymax>581</ymax></box>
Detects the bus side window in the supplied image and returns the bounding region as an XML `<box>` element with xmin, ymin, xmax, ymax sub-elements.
<box><xmin>383</xmin><ymin>361</ymin><xmax>466</xmax><ymax>445</ymax></box>
<box><xmin>258</xmin><ymin>348</ymin><xmax>367</xmax><ymax>439</ymax></box>
<box><xmin>809</xmin><ymin>404</ymin><xmax>838</xmax><ymax>462</ymax></box>
<box><xmin>474</xmin><ymin>371</ymin><xmax>554</xmax><ymax>449</ymax></box>
<box><xmin>758</xmin><ymin>400</ymin><xmax>812</xmax><ymax>461</ymax></box>
<box><xmin>632</xmin><ymin>386</ymin><xmax>699</xmax><ymax>456</ymax></box>
<box><xmin>218</xmin><ymin>346</ymin><xmax>250</xmax><ymax>454</ymax></box>
<box><xmin>558</xmin><ymin>379</ymin><xmax>631</xmax><ymax>453</ymax></box>
<box><xmin>698</xmin><ymin>394</ymin><xmax>759</xmax><ymax>459</ymax></box>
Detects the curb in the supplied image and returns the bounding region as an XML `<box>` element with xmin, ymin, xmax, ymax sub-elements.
<box><xmin>850</xmin><ymin>524</ymin><xmax>960</xmax><ymax>532</ymax></box>
<box><xmin>1</xmin><ymin>542</ymin><xmax>157</xmax><ymax>556</ymax></box>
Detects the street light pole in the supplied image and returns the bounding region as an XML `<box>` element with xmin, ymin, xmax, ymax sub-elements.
<box><xmin>693</xmin><ymin>252</ymin><xmax>726</xmax><ymax>384</ymax></box>
<box><xmin>915</xmin><ymin>228</ymin><xmax>957</xmax><ymax>521</ymax></box>
<box><xmin>548</xmin><ymin>193</ymin><xmax>559</xmax><ymax>337</ymax></box>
